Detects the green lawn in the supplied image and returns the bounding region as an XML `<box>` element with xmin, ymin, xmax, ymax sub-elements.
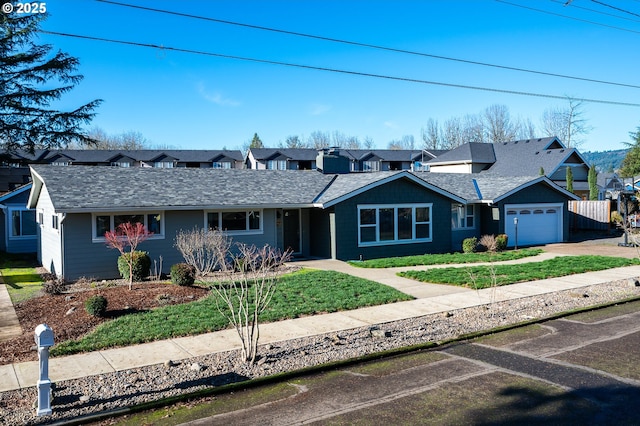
<box><xmin>348</xmin><ymin>248</ymin><xmax>543</xmax><ymax>268</ymax></box>
<box><xmin>398</xmin><ymin>255</ymin><xmax>639</xmax><ymax>289</ymax></box>
<box><xmin>52</xmin><ymin>269</ymin><xmax>413</xmax><ymax>356</ymax></box>
<box><xmin>0</xmin><ymin>253</ymin><xmax>42</xmax><ymax>303</ymax></box>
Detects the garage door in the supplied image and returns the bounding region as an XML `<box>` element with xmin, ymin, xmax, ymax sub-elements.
<box><xmin>504</xmin><ymin>203</ymin><xmax>563</xmax><ymax>247</ymax></box>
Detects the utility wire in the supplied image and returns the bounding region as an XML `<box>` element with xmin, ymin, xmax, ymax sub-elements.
<box><xmin>95</xmin><ymin>0</ymin><xmax>640</xmax><ymax>91</ymax></box>
<box><xmin>496</xmin><ymin>0</ymin><xmax>640</xmax><ymax>34</ymax></box>
<box><xmin>552</xmin><ymin>0</ymin><xmax>640</xmax><ymax>23</ymax></box>
<box><xmin>39</xmin><ymin>30</ymin><xmax>640</xmax><ymax>108</ymax></box>
<box><xmin>590</xmin><ymin>0</ymin><xmax>640</xmax><ymax>18</ymax></box>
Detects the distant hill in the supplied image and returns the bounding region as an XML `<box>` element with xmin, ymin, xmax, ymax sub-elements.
<box><xmin>581</xmin><ymin>149</ymin><xmax>627</xmax><ymax>172</ymax></box>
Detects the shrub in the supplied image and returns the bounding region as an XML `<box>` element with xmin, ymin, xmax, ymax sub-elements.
<box><xmin>462</xmin><ymin>237</ymin><xmax>477</xmax><ymax>253</ymax></box>
<box><xmin>85</xmin><ymin>295</ymin><xmax>108</xmax><ymax>317</ymax></box>
<box><xmin>479</xmin><ymin>234</ymin><xmax>497</xmax><ymax>252</ymax></box>
<box><xmin>496</xmin><ymin>234</ymin><xmax>508</xmax><ymax>251</ymax></box>
<box><xmin>170</xmin><ymin>262</ymin><xmax>196</xmax><ymax>286</ymax></box>
<box><xmin>43</xmin><ymin>277</ymin><xmax>66</xmax><ymax>295</ymax></box>
<box><xmin>117</xmin><ymin>251</ymin><xmax>151</xmax><ymax>282</ymax></box>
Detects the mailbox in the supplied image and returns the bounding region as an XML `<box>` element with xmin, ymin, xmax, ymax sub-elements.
<box><xmin>35</xmin><ymin>324</ymin><xmax>54</xmax><ymax>347</ymax></box>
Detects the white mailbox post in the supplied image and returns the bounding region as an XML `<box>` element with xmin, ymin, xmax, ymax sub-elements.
<box><xmin>34</xmin><ymin>323</ymin><xmax>54</xmax><ymax>416</ymax></box>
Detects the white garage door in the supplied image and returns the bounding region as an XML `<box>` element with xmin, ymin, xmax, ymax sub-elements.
<box><xmin>504</xmin><ymin>203</ymin><xmax>563</xmax><ymax>247</ymax></box>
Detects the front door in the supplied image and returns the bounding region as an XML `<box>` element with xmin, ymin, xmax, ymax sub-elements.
<box><xmin>283</xmin><ymin>209</ymin><xmax>301</xmax><ymax>254</ymax></box>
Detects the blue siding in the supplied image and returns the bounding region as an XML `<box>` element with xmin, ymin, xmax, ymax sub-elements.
<box><xmin>331</xmin><ymin>178</ymin><xmax>453</xmax><ymax>261</ymax></box>
<box><xmin>61</xmin><ymin>209</ymin><xmax>280</xmax><ymax>280</ymax></box>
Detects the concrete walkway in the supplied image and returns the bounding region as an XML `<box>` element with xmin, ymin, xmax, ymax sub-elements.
<box><xmin>2</xmin><ymin>251</ymin><xmax>640</xmax><ymax>393</ymax></box>
<box><xmin>0</xmin><ymin>275</ymin><xmax>21</xmax><ymax>343</ymax></box>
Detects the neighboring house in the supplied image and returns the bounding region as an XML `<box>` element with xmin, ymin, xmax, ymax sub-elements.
<box><xmin>245</xmin><ymin>148</ymin><xmax>440</xmax><ymax>172</ymax></box>
<box><xmin>0</xmin><ymin>149</ymin><xmax>244</xmax><ymax>195</ymax></box>
<box><xmin>0</xmin><ymin>184</ymin><xmax>37</xmax><ymax>253</ymax></box>
<box><xmin>597</xmin><ymin>172</ymin><xmax>624</xmax><ymax>200</ymax></box>
<box><xmin>28</xmin><ymin>161</ymin><xmax>578</xmax><ymax>280</ymax></box>
<box><xmin>427</xmin><ymin>137</ymin><xmax>592</xmax><ymax>199</ymax></box>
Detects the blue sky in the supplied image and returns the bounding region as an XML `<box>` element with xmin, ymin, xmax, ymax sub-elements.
<box><xmin>37</xmin><ymin>0</ymin><xmax>640</xmax><ymax>152</ymax></box>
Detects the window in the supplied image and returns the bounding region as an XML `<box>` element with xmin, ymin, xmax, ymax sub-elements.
<box><xmin>451</xmin><ymin>204</ymin><xmax>474</xmax><ymax>229</ymax></box>
<box><xmin>154</xmin><ymin>161</ymin><xmax>174</xmax><ymax>168</ymax></box>
<box><xmin>267</xmin><ymin>160</ymin><xmax>287</xmax><ymax>170</ymax></box>
<box><xmin>51</xmin><ymin>161</ymin><xmax>70</xmax><ymax>166</ymax></box>
<box><xmin>10</xmin><ymin>209</ymin><xmax>36</xmax><ymax>237</ymax></box>
<box><xmin>206</xmin><ymin>210</ymin><xmax>262</xmax><ymax>233</ymax></box>
<box><xmin>358</xmin><ymin>204</ymin><xmax>432</xmax><ymax>246</ymax></box>
<box><xmin>92</xmin><ymin>212</ymin><xmax>163</xmax><ymax>240</ymax></box>
<box><xmin>212</xmin><ymin>161</ymin><xmax>232</xmax><ymax>169</ymax></box>
<box><xmin>111</xmin><ymin>161</ymin><xmax>131</xmax><ymax>167</ymax></box>
<box><xmin>52</xmin><ymin>215</ymin><xmax>59</xmax><ymax>230</ymax></box>
<box><xmin>362</xmin><ymin>160</ymin><xmax>380</xmax><ymax>172</ymax></box>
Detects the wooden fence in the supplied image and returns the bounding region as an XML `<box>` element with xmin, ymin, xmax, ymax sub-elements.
<box><xmin>568</xmin><ymin>200</ymin><xmax>611</xmax><ymax>231</ymax></box>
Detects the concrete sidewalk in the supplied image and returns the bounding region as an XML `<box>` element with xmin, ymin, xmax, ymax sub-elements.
<box><xmin>2</xmin><ymin>258</ymin><xmax>640</xmax><ymax>393</ymax></box>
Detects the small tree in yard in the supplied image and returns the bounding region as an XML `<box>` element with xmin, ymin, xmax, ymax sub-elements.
<box><xmin>174</xmin><ymin>227</ymin><xmax>232</xmax><ymax>276</ymax></box>
<box><xmin>212</xmin><ymin>242</ymin><xmax>291</xmax><ymax>364</ymax></box>
<box><xmin>105</xmin><ymin>222</ymin><xmax>153</xmax><ymax>290</ymax></box>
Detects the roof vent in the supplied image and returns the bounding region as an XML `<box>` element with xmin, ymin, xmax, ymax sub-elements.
<box><xmin>547</xmin><ymin>150</ymin><xmax>551</xmax><ymax>154</ymax></box>
<box><xmin>514</xmin><ymin>141</ymin><xmax>518</xmax><ymax>144</ymax></box>
<box><xmin>537</xmin><ymin>138</ymin><xmax>542</xmax><ymax>141</ymax></box>
<box><xmin>560</xmin><ymin>149</ymin><xmax>564</xmax><ymax>153</ymax></box>
<box><xmin>535</xmin><ymin>151</ymin><xmax>539</xmax><ymax>155</ymax></box>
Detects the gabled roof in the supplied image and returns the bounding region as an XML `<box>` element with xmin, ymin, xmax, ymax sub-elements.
<box><xmin>0</xmin><ymin>183</ymin><xmax>32</xmax><ymax>204</ymax></box>
<box><xmin>316</xmin><ymin>171</ymin><xmax>466</xmax><ymax>207</ymax></box>
<box><xmin>426</xmin><ymin>143</ymin><xmax>496</xmax><ymax>165</ymax></box>
<box><xmin>248</xmin><ymin>148</ymin><xmax>318</xmax><ymax>161</ymax></box>
<box><xmin>28</xmin><ymin>166</ymin><xmax>335</xmax><ymax>212</ymax></box>
<box><xmin>9</xmin><ymin>149</ymin><xmax>244</xmax><ymax>164</ymax></box>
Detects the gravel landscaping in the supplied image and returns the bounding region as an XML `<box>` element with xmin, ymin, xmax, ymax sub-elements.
<box><xmin>1</xmin><ymin>277</ymin><xmax>639</xmax><ymax>425</ymax></box>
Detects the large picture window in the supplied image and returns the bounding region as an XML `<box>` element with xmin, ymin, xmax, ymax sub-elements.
<box><xmin>206</xmin><ymin>210</ymin><xmax>262</xmax><ymax>233</ymax></box>
<box><xmin>92</xmin><ymin>212</ymin><xmax>164</xmax><ymax>240</ymax></box>
<box><xmin>358</xmin><ymin>204</ymin><xmax>432</xmax><ymax>246</ymax></box>
<box><xmin>10</xmin><ymin>208</ymin><xmax>36</xmax><ymax>238</ymax></box>
<box><xmin>452</xmin><ymin>204</ymin><xmax>474</xmax><ymax>229</ymax></box>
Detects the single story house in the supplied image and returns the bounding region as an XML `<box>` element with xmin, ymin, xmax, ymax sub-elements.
<box><xmin>27</xmin><ymin>162</ymin><xmax>578</xmax><ymax>280</ymax></box>
<box><xmin>0</xmin><ymin>183</ymin><xmax>37</xmax><ymax>253</ymax></box>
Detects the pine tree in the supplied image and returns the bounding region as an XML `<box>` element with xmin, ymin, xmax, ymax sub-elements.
<box><xmin>249</xmin><ymin>133</ymin><xmax>264</xmax><ymax>148</ymax></box>
<box><xmin>620</xmin><ymin>127</ymin><xmax>640</xmax><ymax>178</ymax></box>
<box><xmin>588</xmin><ymin>165</ymin><xmax>598</xmax><ymax>200</ymax></box>
<box><xmin>566</xmin><ymin>166</ymin><xmax>574</xmax><ymax>193</ymax></box>
<box><xmin>1</xmin><ymin>12</ymin><xmax>101</xmax><ymax>153</ymax></box>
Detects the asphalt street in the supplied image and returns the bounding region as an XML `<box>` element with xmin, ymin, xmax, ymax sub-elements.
<box><xmin>171</xmin><ymin>300</ymin><xmax>640</xmax><ymax>425</ymax></box>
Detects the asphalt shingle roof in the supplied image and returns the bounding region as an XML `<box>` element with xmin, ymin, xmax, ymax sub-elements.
<box><xmin>9</xmin><ymin>149</ymin><xmax>244</xmax><ymax>163</ymax></box>
<box><xmin>31</xmin><ymin>166</ymin><xmax>335</xmax><ymax>211</ymax></box>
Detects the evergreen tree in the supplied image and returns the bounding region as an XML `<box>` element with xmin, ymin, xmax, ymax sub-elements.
<box><xmin>1</xmin><ymin>12</ymin><xmax>101</xmax><ymax>153</ymax></box>
<box><xmin>620</xmin><ymin>126</ymin><xmax>640</xmax><ymax>178</ymax></box>
<box><xmin>588</xmin><ymin>165</ymin><xmax>598</xmax><ymax>200</ymax></box>
<box><xmin>566</xmin><ymin>166</ymin><xmax>574</xmax><ymax>193</ymax></box>
<box><xmin>249</xmin><ymin>133</ymin><xmax>264</xmax><ymax>148</ymax></box>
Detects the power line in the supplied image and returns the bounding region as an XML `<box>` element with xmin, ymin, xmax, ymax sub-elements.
<box><xmin>590</xmin><ymin>0</ymin><xmax>640</xmax><ymax>18</ymax></box>
<box><xmin>39</xmin><ymin>30</ymin><xmax>640</xmax><ymax>108</ymax></box>
<box><xmin>551</xmin><ymin>0</ymin><xmax>640</xmax><ymax>23</ymax></box>
<box><xmin>497</xmin><ymin>0</ymin><xmax>640</xmax><ymax>34</ymax></box>
<box><xmin>95</xmin><ymin>0</ymin><xmax>640</xmax><ymax>91</ymax></box>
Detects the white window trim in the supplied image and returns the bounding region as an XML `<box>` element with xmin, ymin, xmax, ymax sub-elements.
<box><xmin>91</xmin><ymin>211</ymin><xmax>165</xmax><ymax>242</ymax></box>
<box><xmin>204</xmin><ymin>209</ymin><xmax>264</xmax><ymax>236</ymax></box>
<box><xmin>212</xmin><ymin>161</ymin><xmax>232</xmax><ymax>169</ymax></box>
<box><xmin>8</xmin><ymin>207</ymin><xmax>37</xmax><ymax>239</ymax></box>
<box><xmin>452</xmin><ymin>203</ymin><xmax>475</xmax><ymax>230</ymax></box>
<box><xmin>357</xmin><ymin>203</ymin><xmax>432</xmax><ymax>247</ymax></box>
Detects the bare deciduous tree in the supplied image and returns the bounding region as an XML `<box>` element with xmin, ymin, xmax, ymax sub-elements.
<box><xmin>541</xmin><ymin>98</ymin><xmax>591</xmax><ymax>148</ymax></box>
<box><xmin>212</xmin><ymin>243</ymin><xmax>292</xmax><ymax>364</ymax></box>
<box><xmin>483</xmin><ymin>104</ymin><xmax>516</xmax><ymax>143</ymax></box>
<box><xmin>421</xmin><ymin>118</ymin><xmax>441</xmax><ymax>149</ymax></box>
<box><xmin>174</xmin><ymin>227</ymin><xmax>232</xmax><ymax>276</ymax></box>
